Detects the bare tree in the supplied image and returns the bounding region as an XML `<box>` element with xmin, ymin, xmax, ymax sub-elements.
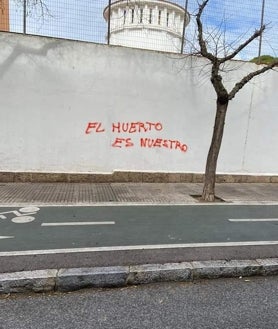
<box><xmin>19</xmin><ymin>0</ymin><xmax>50</xmax><ymax>18</ymax></box>
<box><xmin>194</xmin><ymin>0</ymin><xmax>278</xmax><ymax>201</ymax></box>
<box><xmin>0</xmin><ymin>0</ymin><xmax>50</xmax><ymax>20</ymax></box>
<box><xmin>0</xmin><ymin>0</ymin><xmax>50</xmax><ymax>33</ymax></box>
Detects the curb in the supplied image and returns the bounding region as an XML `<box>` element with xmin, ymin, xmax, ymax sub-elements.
<box><xmin>0</xmin><ymin>258</ymin><xmax>277</xmax><ymax>294</ymax></box>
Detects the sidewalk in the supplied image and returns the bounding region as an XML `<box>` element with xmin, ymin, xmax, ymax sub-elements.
<box><xmin>0</xmin><ymin>182</ymin><xmax>278</xmax><ymax>205</ymax></box>
<box><xmin>0</xmin><ymin>182</ymin><xmax>277</xmax><ymax>294</ymax></box>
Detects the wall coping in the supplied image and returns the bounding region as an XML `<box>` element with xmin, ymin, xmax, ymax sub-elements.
<box><xmin>0</xmin><ymin>172</ymin><xmax>277</xmax><ymax>183</ymax></box>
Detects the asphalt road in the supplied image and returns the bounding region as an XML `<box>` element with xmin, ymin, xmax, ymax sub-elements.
<box><xmin>0</xmin><ymin>205</ymin><xmax>278</xmax><ymax>272</ymax></box>
<box><xmin>1</xmin><ymin>276</ymin><xmax>277</xmax><ymax>329</ymax></box>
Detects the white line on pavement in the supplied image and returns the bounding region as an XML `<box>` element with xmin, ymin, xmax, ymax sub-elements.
<box><xmin>0</xmin><ymin>236</ymin><xmax>14</xmax><ymax>239</ymax></box>
<box><xmin>0</xmin><ymin>241</ymin><xmax>278</xmax><ymax>256</ymax></box>
<box><xmin>229</xmin><ymin>218</ymin><xmax>278</xmax><ymax>222</ymax></box>
<box><xmin>41</xmin><ymin>221</ymin><xmax>115</xmax><ymax>226</ymax></box>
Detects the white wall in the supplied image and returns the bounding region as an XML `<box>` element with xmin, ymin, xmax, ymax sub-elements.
<box><xmin>0</xmin><ymin>33</ymin><xmax>277</xmax><ymax>174</ymax></box>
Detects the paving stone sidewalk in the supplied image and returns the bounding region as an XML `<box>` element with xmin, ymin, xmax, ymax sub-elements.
<box><xmin>0</xmin><ymin>182</ymin><xmax>277</xmax><ymax>205</ymax></box>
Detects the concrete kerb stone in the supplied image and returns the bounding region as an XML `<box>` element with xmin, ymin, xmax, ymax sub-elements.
<box><xmin>1</xmin><ymin>171</ymin><xmax>277</xmax><ymax>183</ymax></box>
<box><xmin>0</xmin><ymin>258</ymin><xmax>278</xmax><ymax>294</ymax></box>
<box><xmin>128</xmin><ymin>262</ymin><xmax>193</xmax><ymax>284</ymax></box>
<box><xmin>192</xmin><ymin>259</ymin><xmax>263</xmax><ymax>279</ymax></box>
<box><xmin>0</xmin><ymin>269</ymin><xmax>58</xmax><ymax>294</ymax></box>
<box><xmin>256</xmin><ymin>258</ymin><xmax>278</xmax><ymax>276</ymax></box>
<box><xmin>56</xmin><ymin>266</ymin><xmax>129</xmax><ymax>292</ymax></box>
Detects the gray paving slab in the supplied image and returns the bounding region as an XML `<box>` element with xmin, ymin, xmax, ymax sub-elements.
<box><xmin>112</xmin><ymin>183</ymin><xmax>201</xmax><ymax>203</ymax></box>
<box><xmin>0</xmin><ymin>183</ymin><xmax>118</xmax><ymax>205</ymax></box>
<box><xmin>217</xmin><ymin>183</ymin><xmax>278</xmax><ymax>203</ymax></box>
<box><xmin>0</xmin><ymin>182</ymin><xmax>277</xmax><ymax>205</ymax></box>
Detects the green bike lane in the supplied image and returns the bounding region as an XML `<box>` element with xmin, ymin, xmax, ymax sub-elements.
<box><xmin>0</xmin><ymin>204</ymin><xmax>278</xmax><ymax>272</ymax></box>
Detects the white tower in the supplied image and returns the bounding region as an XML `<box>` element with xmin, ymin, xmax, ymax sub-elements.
<box><xmin>103</xmin><ymin>0</ymin><xmax>190</xmax><ymax>53</ymax></box>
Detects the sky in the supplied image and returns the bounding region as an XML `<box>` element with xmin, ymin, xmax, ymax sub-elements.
<box><xmin>8</xmin><ymin>0</ymin><xmax>278</xmax><ymax>60</ymax></box>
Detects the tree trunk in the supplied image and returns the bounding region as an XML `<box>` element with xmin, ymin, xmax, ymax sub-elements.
<box><xmin>202</xmin><ymin>100</ymin><xmax>229</xmax><ymax>201</ymax></box>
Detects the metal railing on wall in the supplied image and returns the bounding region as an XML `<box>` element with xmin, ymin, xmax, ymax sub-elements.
<box><xmin>0</xmin><ymin>0</ymin><xmax>277</xmax><ymax>60</ymax></box>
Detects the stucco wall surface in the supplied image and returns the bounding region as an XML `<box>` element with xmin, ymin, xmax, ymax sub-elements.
<box><xmin>0</xmin><ymin>33</ymin><xmax>277</xmax><ymax>174</ymax></box>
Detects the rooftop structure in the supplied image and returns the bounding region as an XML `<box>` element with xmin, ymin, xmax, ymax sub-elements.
<box><xmin>0</xmin><ymin>0</ymin><xmax>9</xmax><ymax>32</ymax></box>
<box><xmin>104</xmin><ymin>0</ymin><xmax>190</xmax><ymax>53</ymax></box>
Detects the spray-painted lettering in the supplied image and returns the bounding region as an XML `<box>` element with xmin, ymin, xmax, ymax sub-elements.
<box><xmin>85</xmin><ymin>120</ymin><xmax>188</xmax><ymax>153</ymax></box>
<box><xmin>85</xmin><ymin>122</ymin><xmax>105</xmax><ymax>134</ymax></box>
<box><xmin>112</xmin><ymin>122</ymin><xmax>163</xmax><ymax>133</ymax></box>
<box><xmin>112</xmin><ymin>138</ymin><xmax>134</xmax><ymax>148</ymax></box>
<box><xmin>140</xmin><ymin>138</ymin><xmax>188</xmax><ymax>153</ymax></box>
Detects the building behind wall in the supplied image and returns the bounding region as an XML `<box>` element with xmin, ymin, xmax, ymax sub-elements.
<box><xmin>0</xmin><ymin>0</ymin><xmax>9</xmax><ymax>32</ymax></box>
<box><xmin>103</xmin><ymin>0</ymin><xmax>190</xmax><ymax>53</ymax></box>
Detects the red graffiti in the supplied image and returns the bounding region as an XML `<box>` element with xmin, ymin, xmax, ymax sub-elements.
<box><xmin>85</xmin><ymin>120</ymin><xmax>188</xmax><ymax>154</ymax></box>
<box><xmin>140</xmin><ymin>138</ymin><xmax>188</xmax><ymax>153</ymax></box>
<box><xmin>85</xmin><ymin>122</ymin><xmax>105</xmax><ymax>134</ymax></box>
<box><xmin>112</xmin><ymin>138</ymin><xmax>134</xmax><ymax>148</ymax></box>
<box><xmin>112</xmin><ymin>122</ymin><xmax>163</xmax><ymax>133</ymax></box>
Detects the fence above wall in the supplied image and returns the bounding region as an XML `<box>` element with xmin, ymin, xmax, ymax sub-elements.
<box><xmin>0</xmin><ymin>0</ymin><xmax>277</xmax><ymax>59</ymax></box>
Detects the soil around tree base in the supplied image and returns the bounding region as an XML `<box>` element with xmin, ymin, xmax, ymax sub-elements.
<box><xmin>190</xmin><ymin>194</ymin><xmax>226</xmax><ymax>203</ymax></box>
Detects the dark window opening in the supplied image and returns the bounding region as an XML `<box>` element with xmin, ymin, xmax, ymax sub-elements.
<box><xmin>140</xmin><ymin>8</ymin><xmax>143</xmax><ymax>23</ymax></box>
<box><xmin>149</xmin><ymin>8</ymin><xmax>152</xmax><ymax>24</ymax></box>
<box><xmin>158</xmin><ymin>10</ymin><xmax>161</xmax><ymax>25</ymax></box>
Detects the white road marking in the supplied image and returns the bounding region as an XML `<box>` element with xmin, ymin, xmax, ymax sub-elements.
<box><xmin>19</xmin><ymin>207</ymin><xmax>40</xmax><ymax>213</ymax></box>
<box><xmin>0</xmin><ymin>236</ymin><xmax>14</xmax><ymax>239</ymax></box>
<box><xmin>12</xmin><ymin>216</ymin><xmax>35</xmax><ymax>224</ymax></box>
<box><xmin>0</xmin><ymin>210</ymin><xmax>22</xmax><ymax>219</ymax></box>
<box><xmin>41</xmin><ymin>221</ymin><xmax>115</xmax><ymax>227</ymax></box>
<box><xmin>229</xmin><ymin>218</ymin><xmax>278</xmax><ymax>222</ymax></box>
<box><xmin>0</xmin><ymin>210</ymin><xmax>39</xmax><ymax>219</ymax></box>
<box><xmin>0</xmin><ymin>241</ymin><xmax>277</xmax><ymax>256</ymax></box>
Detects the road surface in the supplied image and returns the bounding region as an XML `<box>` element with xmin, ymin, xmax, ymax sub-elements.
<box><xmin>0</xmin><ymin>204</ymin><xmax>277</xmax><ymax>272</ymax></box>
<box><xmin>1</xmin><ymin>276</ymin><xmax>277</xmax><ymax>329</ymax></box>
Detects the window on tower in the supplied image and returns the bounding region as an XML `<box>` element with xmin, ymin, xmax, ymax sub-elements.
<box><xmin>123</xmin><ymin>10</ymin><xmax>126</xmax><ymax>24</ymax></box>
<box><xmin>166</xmin><ymin>12</ymin><xmax>169</xmax><ymax>26</ymax></box>
<box><xmin>149</xmin><ymin>8</ymin><xmax>152</xmax><ymax>24</ymax></box>
<box><xmin>158</xmin><ymin>10</ymin><xmax>161</xmax><ymax>25</ymax></box>
<box><xmin>140</xmin><ymin>8</ymin><xmax>143</xmax><ymax>23</ymax></box>
<box><xmin>131</xmin><ymin>8</ymin><xmax>134</xmax><ymax>23</ymax></box>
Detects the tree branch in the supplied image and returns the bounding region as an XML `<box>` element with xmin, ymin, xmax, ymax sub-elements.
<box><xmin>196</xmin><ymin>0</ymin><xmax>215</xmax><ymax>62</ymax></box>
<box><xmin>229</xmin><ymin>61</ymin><xmax>278</xmax><ymax>100</ymax></box>
<box><xmin>220</xmin><ymin>25</ymin><xmax>266</xmax><ymax>63</ymax></box>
